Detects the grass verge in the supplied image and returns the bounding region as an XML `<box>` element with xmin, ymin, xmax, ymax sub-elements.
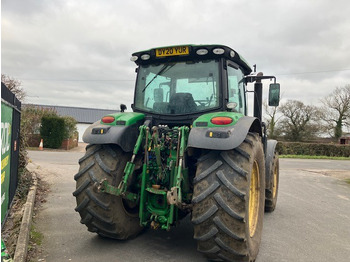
<box><xmin>27</xmin><ymin>225</ymin><xmax>44</xmax><ymax>258</ymax></box>
<box><xmin>279</xmin><ymin>155</ymin><xmax>349</xmax><ymax>160</ymax></box>
<box><xmin>30</xmin><ymin>225</ymin><xmax>43</xmax><ymax>246</ymax></box>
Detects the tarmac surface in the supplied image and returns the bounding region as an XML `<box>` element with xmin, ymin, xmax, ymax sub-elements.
<box><xmin>27</xmin><ymin>144</ymin><xmax>350</xmax><ymax>262</ymax></box>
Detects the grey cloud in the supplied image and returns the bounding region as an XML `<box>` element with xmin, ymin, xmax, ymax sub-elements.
<box><xmin>2</xmin><ymin>0</ymin><xmax>350</xmax><ymax>109</ymax></box>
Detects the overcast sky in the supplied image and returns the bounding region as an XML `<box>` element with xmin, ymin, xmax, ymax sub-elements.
<box><xmin>2</xmin><ymin>0</ymin><xmax>350</xmax><ymax>112</ymax></box>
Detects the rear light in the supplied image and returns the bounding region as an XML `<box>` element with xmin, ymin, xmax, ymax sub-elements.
<box><xmin>210</xmin><ymin>116</ymin><xmax>233</xmax><ymax>125</ymax></box>
<box><xmin>101</xmin><ymin>116</ymin><xmax>115</xmax><ymax>123</ymax></box>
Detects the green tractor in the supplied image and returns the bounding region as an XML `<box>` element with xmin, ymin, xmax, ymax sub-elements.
<box><xmin>74</xmin><ymin>44</ymin><xmax>280</xmax><ymax>262</ymax></box>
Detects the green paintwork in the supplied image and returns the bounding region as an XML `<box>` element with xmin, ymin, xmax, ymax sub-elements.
<box><xmin>1</xmin><ymin>239</ymin><xmax>13</xmax><ymax>261</ymax></box>
<box><xmin>99</xmin><ymin>124</ymin><xmax>191</xmax><ymax>231</ymax></box>
<box><xmin>100</xmin><ymin>112</ymin><xmax>145</xmax><ymax>126</ymax></box>
<box><xmin>139</xmin><ymin>163</ymin><xmax>148</xmax><ymax>226</ymax></box>
<box><xmin>146</xmin><ymin>188</ymin><xmax>168</xmax><ymax>215</ymax></box>
<box><xmin>99</xmin><ymin>179</ymin><xmax>138</xmax><ymax>202</ymax></box>
<box><xmin>193</xmin><ymin>111</ymin><xmax>244</xmax><ymax>128</ymax></box>
<box><xmin>1</xmin><ymin>102</ymin><xmax>13</xmax><ymax>223</ymax></box>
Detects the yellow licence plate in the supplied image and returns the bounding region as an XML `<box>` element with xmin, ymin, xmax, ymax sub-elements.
<box><xmin>156</xmin><ymin>46</ymin><xmax>189</xmax><ymax>57</ymax></box>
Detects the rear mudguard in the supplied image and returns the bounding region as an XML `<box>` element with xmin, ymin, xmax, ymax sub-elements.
<box><xmin>188</xmin><ymin>115</ymin><xmax>262</xmax><ymax>151</ymax></box>
<box><xmin>82</xmin><ymin>112</ymin><xmax>145</xmax><ymax>152</ymax></box>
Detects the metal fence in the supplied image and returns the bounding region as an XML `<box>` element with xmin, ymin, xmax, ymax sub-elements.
<box><xmin>1</xmin><ymin>82</ymin><xmax>21</xmax><ymax>224</ymax></box>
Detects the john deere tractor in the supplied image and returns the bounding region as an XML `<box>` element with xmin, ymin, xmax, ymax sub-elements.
<box><xmin>74</xmin><ymin>44</ymin><xmax>281</xmax><ymax>262</ymax></box>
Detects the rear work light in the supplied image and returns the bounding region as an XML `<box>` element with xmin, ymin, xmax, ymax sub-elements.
<box><xmin>101</xmin><ymin>116</ymin><xmax>115</xmax><ymax>123</ymax></box>
<box><xmin>196</xmin><ymin>49</ymin><xmax>208</xmax><ymax>55</ymax></box>
<box><xmin>130</xmin><ymin>56</ymin><xmax>138</xmax><ymax>62</ymax></box>
<box><xmin>210</xmin><ymin>116</ymin><xmax>233</xmax><ymax>125</ymax></box>
<box><xmin>213</xmin><ymin>48</ymin><xmax>225</xmax><ymax>55</ymax></box>
<box><xmin>141</xmin><ymin>54</ymin><xmax>150</xmax><ymax>60</ymax></box>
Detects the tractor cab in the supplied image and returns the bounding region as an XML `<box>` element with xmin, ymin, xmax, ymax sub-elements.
<box><xmin>131</xmin><ymin>45</ymin><xmax>253</xmax><ymax>125</ymax></box>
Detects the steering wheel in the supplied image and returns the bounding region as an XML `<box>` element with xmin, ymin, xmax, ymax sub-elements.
<box><xmin>194</xmin><ymin>95</ymin><xmax>213</xmax><ymax>107</ymax></box>
<box><xmin>194</xmin><ymin>100</ymin><xmax>208</xmax><ymax>106</ymax></box>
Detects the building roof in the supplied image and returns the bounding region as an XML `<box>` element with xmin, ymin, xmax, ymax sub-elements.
<box><xmin>24</xmin><ymin>104</ymin><xmax>119</xmax><ymax>124</ymax></box>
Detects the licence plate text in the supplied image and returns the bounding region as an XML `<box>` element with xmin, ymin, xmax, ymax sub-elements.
<box><xmin>156</xmin><ymin>46</ymin><xmax>189</xmax><ymax>57</ymax></box>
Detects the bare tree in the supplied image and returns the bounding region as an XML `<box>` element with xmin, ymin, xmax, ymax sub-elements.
<box><xmin>263</xmin><ymin>101</ymin><xmax>282</xmax><ymax>139</ymax></box>
<box><xmin>1</xmin><ymin>74</ymin><xmax>26</xmax><ymax>101</ymax></box>
<box><xmin>321</xmin><ymin>85</ymin><xmax>350</xmax><ymax>140</ymax></box>
<box><xmin>278</xmin><ymin>100</ymin><xmax>323</xmax><ymax>141</ymax></box>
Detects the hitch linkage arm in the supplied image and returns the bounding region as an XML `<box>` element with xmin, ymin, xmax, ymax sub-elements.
<box><xmin>98</xmin><ymin>125</ymin><xmax>150</xmax><ymax>202</ymax></box>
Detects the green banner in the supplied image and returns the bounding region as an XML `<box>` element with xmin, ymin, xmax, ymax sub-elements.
<box><xmin>1</xmin><ymin>102</ymin><xmax>13</xmax><ymax>223</ymax></box>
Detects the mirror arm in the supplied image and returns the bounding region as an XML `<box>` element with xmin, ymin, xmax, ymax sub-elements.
<box><xmin>244</xmin><ymin>75</ymin><xmax>276</xmax><ymax>84</ymax></box>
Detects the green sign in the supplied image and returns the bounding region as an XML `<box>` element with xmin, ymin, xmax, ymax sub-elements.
<box><xmin>1</xmin><ymin>102</ymin><xmax>13</xmax><ymax>223</ymax></box>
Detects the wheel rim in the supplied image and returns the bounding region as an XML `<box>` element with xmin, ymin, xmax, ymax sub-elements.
<box><xmin>249</xmin><ymin>160</ymin><xmax>260</xmax><ymax>237</ymax></box>
<box><xmin>272</xmin><ymin>164</ymin><xmax>278</xmax><ymax>199</ymax></box>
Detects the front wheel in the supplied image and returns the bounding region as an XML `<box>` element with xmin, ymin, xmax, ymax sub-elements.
<box><xmin>265</xmin><ymin>151</ymin><xmax>279</xmax><ymax>212</ymax></box>
<box><xmin>192</xmin><ymin>133</ymin><xmax>265</xmax><ymax>262</ymax></box>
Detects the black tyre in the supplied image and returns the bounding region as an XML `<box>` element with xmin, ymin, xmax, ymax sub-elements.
<box><xmin>192</xmin><ymin>133</ymin><xmax>265</xmax><ymax>262</ymax></box>
<box><xmin>73</xmin><ymin>144</ymin><xmax>143</xmax><ymax>239</ymax></box>
<box><xmin>265</xmin><ymin>152</ymin><xmax>279</xmax><ymax>212</ymax></box>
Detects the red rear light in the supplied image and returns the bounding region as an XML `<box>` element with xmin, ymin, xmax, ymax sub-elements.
<box><xmin>101</xmin><ymin>116</ymin><xmax>115</xmax><ymax>123</ymax></box>
<box><xmin>210</xmin><ymin>116</ymin><xmax>233</xmax><ymax>125</ymax></box>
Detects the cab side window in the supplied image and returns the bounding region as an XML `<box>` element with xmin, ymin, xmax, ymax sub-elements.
<box><xmin>227</xmin><ymin>65</ymin><xmax>245</xmax><ymax>114</ymax></box>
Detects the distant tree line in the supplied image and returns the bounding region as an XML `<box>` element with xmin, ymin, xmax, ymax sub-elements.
<box><xmin>264</xmin><ymin>85</ymin><xmax>350</xmax><ymax>142</ymax></box>
<box><xmin>3</xmin><ymin>73</ymin><xmax>349</xmax><ymax>145</ymax></box>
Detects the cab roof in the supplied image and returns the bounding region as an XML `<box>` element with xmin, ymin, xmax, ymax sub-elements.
<box><xmin>131</xmin><ymin>44</ymin><xmax>252</xmax><ymax>75</ymax></box>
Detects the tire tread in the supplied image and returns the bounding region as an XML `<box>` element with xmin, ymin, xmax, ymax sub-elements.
<box><xmin>192</xmin><ymin>132</ymin><xmax>265</xmax><ymax>262</ymax></box>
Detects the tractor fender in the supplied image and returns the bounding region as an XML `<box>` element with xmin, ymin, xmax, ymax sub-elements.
<box><xmin>265</xmin><ymin>139</ymin><xmax>278</xmax><ymax>188</ymax></box>
<box><xmin>188</xmin><ymin>116</ymin><xmax>262</xmax><ymax>151</ymax></box>
<box><xmin>82</xmin><ymin>113</ymin><xmax>145</xmax><ymax>152</ymax></box>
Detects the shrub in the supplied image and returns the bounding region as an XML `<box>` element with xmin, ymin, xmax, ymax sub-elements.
<box><xmin>62</xmin><ymin>116</ymin><xmax>77</xmax><ymax>139</ymax></box>
<box><xmin>21</xmin><ymin>106</ymin><xmax>57</xmax><ymax>135</ymax></box>
<box><xmin>40</xmin><ymin>116</ymin><xmax>65</xmax><ymax>149</ymax></box>
<box><xmin>276</xmin><ymin>142</ymin><xmax>350</xmax><ymax>157</ymax></box>
<box><xmin>20</xmin><ymin>106</ymin><xmax>58</xmax><ymax>162</ymax></box>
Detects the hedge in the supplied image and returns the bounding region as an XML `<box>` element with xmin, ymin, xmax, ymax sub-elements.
<box><xmin>40</xmin><ymin>116</ymin><xmax>65</xmax><ymax>149</ymax></box>
<box><xmin>276</xmin><ymin>142</ymin><xmax>350</xmax><ymax>157</ymax></box>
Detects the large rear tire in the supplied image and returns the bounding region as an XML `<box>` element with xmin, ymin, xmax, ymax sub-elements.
<box><xmin>192</xmin><ymin>133</ymin><xmax>265</xmax><ymax>262</ymax></box>
<box><xmin>73</xmin><ymin>144</ymin><xmax>143</xmax><ymax>239</ymax></box>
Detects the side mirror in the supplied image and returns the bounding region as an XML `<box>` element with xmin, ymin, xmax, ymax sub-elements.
<box><xmin>120</xmin><ymin>104</ymin><xmax>127</xmax><ymax>112</ymax></box>
<box><xmin>268</xmin><ymin>83</ymin><xmax>280</xmax><ymax>107</ymax></box>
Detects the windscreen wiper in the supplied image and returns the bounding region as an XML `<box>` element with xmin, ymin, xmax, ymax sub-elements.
<box><xmin>142</xmin><ymin>63</ymin><xmax>174</xmax><ymax>92</ymax></box>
